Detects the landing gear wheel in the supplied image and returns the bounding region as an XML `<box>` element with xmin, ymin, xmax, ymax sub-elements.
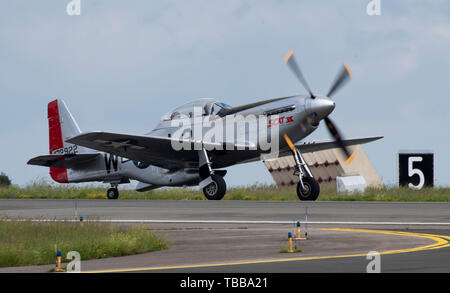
<box><xmin>297</xmin><ymin>176</ymin><xmax>320</xmax><ymax>201</ymax></box>
<box><xmin>203</xmin><ymin>174</ymin><xmax>227</xmax><ymax>200</ymax></box>
<box><xmin>106</xmin><ymin>188</ymin><xmax>119</xmax><ymax>200</ymax></box>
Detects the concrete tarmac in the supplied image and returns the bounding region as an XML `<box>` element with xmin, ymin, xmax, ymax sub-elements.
<box><xmin>1</xmin><ymin>199</ymin><xmax>450</xmax><ymax>224</ymax></box>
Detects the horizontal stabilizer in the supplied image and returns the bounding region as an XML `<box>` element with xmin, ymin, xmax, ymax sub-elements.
<box><xmin>27</xmin><ymin>153</ymin><xmax>100</xmax><ymax>168</ymax></box>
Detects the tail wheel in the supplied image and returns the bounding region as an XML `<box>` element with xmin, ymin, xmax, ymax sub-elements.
<box><xmin>107</xmin><ymin>188</ymin><xmax>119</xmax><ymax>200</ymax></box>
<box><xmin>297</xmin><ymin>176</ymin><xmax>320</xmax><ymax>201</ymax></box>
<box><xmin>203</xmin><ymin>174</ymin><xmax>227</xmax><ymax>200</ymax></box>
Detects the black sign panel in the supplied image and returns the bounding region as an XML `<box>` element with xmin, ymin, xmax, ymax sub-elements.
<box><xmin>399</xmin><ymin>152</ymin><xmax>434</xmax><ymax>189</ymax></box>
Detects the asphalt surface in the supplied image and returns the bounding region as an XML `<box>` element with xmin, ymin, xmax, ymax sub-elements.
<box><xmin>0</xmin><ymin>199</ymin><xmax>449</xmax><ymax>273</ymax></box>
<box><xmin>1</xmin><ymin>199</ymin><xmax>450</xmax><ymax>223</ymax></box>
<box><xmin>143</xmin><ymin>228</ymin><xmax>450</xmax><ymax>273</ymax></box>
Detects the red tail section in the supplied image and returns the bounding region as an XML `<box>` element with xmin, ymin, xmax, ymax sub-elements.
<box><xmin>48</xmin><ymin>100</ymin><xmax>68</xmax><ymax>183</ymax></box>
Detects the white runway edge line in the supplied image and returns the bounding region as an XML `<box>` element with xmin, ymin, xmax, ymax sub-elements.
<box><xmin>3</xmin><ymin>219</ymin><xmax>450</xmax><ymax>226</ymax></box>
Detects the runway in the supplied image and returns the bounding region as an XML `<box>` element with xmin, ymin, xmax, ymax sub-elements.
<box><xmin>0</xmin><ymin>199</ymin><xmax>449</xmax><ymax>273</ymax></box>
<box><xmin>1</xmin><ymin>199</ymin><xmax>450</xmax><ymax>224</ymax></box>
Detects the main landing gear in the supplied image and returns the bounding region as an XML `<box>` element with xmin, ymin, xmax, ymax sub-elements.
<box><xmin>202</xmin><ymin>174</ymin><xmax>227</xmax><ymax>200</ymax></box>
<box><xmin>198</xmin><ymin>148</ymin><xmax>227</xmax><ymax>200</ymax></box>
<box><xmin>296</xmin><ymin>175</ymin><xmax>320</xmax><ymax>201</ymax></box>
<box><xmin>285</xmin><ymin>135</ymin><xmax>320</xmax><ymax>201</ymax></box>
<box><xmin>106</xmin><ymin>184</ymin><xmax>119</xmax><ymax>200</ymax></box>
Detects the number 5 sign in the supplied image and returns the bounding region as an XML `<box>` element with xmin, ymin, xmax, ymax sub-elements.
<box><xmin>398</xmin><ymin>151</ymin><xmax>434</xmax><ymax>190</ymax></box>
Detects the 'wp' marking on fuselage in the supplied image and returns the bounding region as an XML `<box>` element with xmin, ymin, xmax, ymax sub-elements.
<box><xmin>104</xmin><ymin>154</ymin><xmax>119</xmax><ymax>173</ymax></box>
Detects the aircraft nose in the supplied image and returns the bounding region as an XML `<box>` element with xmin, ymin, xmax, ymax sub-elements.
<box><xmin>307</xmin><ymin>97</ymin><xmax>335</xmax><ymax>120</ymax></box>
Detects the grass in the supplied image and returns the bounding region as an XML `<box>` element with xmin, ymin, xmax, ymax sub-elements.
<box><xmin>0</xmin><ymin>221</ymin><xmax>168</xmax><ymax>267</ymax></box>
<box><xmin>0</xmin><ymin>180</ymin><xmax>450</xmax><ymax>201</ymax></box>
<box><xmin>280</xmin><ymin>248</ymin><xmax>302</xmax><ymax>253</ymax></box>
<box><xmin>280</xmin><ymin>242</ymin><xmax>303</xmax><ymax>253</ymax></box>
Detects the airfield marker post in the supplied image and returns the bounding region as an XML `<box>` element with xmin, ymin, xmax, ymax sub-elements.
<box><xmin>288</xmin><ymin>232</ymin><xmax>293</xmax><ymax>253</ymax></box>
<box><xmin>55</xmin><ymin>250</ymin><xmax>65</xmax><ymax>272</ymax></box>
<box><xmin>296</xmin><ymin>221</ymin><xmax>301</xmax><ymax>240</ymax></box>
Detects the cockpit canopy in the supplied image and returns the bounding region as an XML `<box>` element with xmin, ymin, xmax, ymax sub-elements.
<box><xmin>161</xmin><ymin>98</ymin><xmax>232</xmax><ymax>121</ymax></box>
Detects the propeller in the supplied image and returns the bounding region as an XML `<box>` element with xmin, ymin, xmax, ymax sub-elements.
<box><xmin>323</xmin><ymin>117</ymin><xmax>355</xmax><ymax>164</ymax></box>
<box><xmin>284</xmin><ymin>50</ymin><xmax>315</xmax><ymax>98</ymax></box>
<box><xmin>284</xmin><ymin>50</ymin><xmax>355</xmax><ymax>164</ymax></box>
<box><xmin>327</xmin><ymin>63</ymin><xmax>352</xmax><ymax>98</ymax></box>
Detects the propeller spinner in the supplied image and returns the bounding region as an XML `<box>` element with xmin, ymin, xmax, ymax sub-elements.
<box><xmin>284</xmin><ymin>50</ymin><xmax>355</xmax><ymax>164</ymax></box>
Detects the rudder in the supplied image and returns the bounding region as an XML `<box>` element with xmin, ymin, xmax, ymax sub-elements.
<box><xmin>47</xmin><ymin>99</ymin><xmax>85</xmax><ymax>183</ymax></box>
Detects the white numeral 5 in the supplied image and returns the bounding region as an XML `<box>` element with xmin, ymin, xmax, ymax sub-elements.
<box><xmin>408</xmin><ymin>156</ymin><xmax>424</xmax><ymax>190</ymax></box>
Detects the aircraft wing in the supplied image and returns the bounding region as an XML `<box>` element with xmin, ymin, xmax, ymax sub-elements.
<box><xmin>67</xmin><ymin>132</ymin><xmax>382</xmax><ymax>169</ymax></box>
<box><xmin>66</xmin><ymin>132</ymin><xmax>223</xmax><ymax>170</ymax></box>
<box><xmin>294</xmin><ymin>136</ymin><xmax>383</xmax><ymax>154</ymax></box>
<box><xmin>237</xmin><ymin>136</ymin><xmax>383</xmax><ymax>166</ymax></box>
<box><xmin>27</xmin><ymin>153</ymin><xmax>101</xmax><ymax>168</ymax></box>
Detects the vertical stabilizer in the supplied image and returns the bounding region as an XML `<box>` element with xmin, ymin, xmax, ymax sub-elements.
<box><xmin>47</xmin><ymin>99</ymin><xmax>86</xmax><ymax>182</ymax></box>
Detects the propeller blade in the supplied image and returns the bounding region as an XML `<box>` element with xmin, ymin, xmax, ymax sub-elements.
<box><xmin>284</xmin><ymin>50</ymin><xmax>315</xmax><ymax>98</ymax></box>
<box><xmin>323</xmin><ymin>117</ymin><xmax>355</xmax><ymax>164</ymax></box>
<box><xmin>327</xmin><ymin>62</ymin><xmax>352</xmax><ymax>98</ymax></box>
<box><xmin>283</xmin><ymin>133</ymin><xmax>297</xmax><ymax>153</ymax></box>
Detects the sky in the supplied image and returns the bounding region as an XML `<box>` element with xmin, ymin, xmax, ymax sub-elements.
<box><xmin>1</xmin><ymin>0</ymin><xmax>450</xmax><ymax>188</ymax></box>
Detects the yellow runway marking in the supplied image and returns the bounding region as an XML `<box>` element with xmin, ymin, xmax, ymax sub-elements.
<box><xmin>321</xmin><ymin>228</ymin><xmax>450</xmax><ymax>253</ymax></box>
<box><xmin>85</xmin><ymin>228</ymin><xmax>450</xmax><ymax>273</ymax></box>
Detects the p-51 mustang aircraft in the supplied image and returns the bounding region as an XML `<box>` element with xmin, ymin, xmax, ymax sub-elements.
<box><xmin>28</xmin><ymin>51</ymin><xmax>382</xmax><ymax>200</ymax></box>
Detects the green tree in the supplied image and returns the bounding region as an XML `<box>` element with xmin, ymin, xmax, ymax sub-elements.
<box><xmin>0</xmin><ymin>172</ymin><xmax>11</xmax><ymax>187</ymax></box>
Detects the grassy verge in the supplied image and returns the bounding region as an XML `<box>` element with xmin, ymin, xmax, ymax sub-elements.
<box><xmin>0</xmin><ymin>221</ymin><xmax>168</xmax><ymax>267</ymax></box>
<box><xmin>280</xmin><ymin>248</ymin><xmax>302</xmax><ymax>253</ymax></box>
<box><xmin>1</xmin><ymin>180</ymin><xmax>450</xmax><ymax>201</ymax></box>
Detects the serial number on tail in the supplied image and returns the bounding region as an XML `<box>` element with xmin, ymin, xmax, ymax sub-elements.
<box><xmin>52</xmin><ymin>145</ymin><xmax>78</xmax><ymax>155</ymax></box>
